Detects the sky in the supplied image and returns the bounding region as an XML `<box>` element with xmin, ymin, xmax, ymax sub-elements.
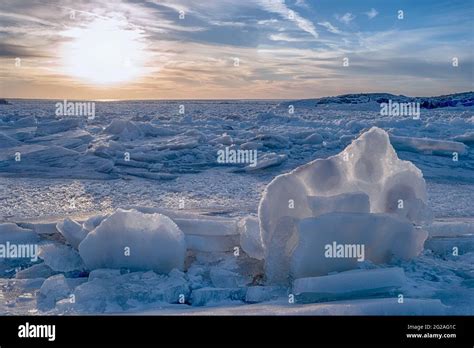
<box><xmin>0</xmin><ymin>0</ymin><xmax>473</xmax><ymax>100</ymax></box>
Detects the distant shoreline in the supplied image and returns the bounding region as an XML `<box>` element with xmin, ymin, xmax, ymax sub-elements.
<box><xmin>1</xmin><ymin>91</ymin><xmax>472</xmax><ymax>103</ymax></box>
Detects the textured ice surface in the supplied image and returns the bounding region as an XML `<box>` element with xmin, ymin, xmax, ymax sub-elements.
<box><xmin>290</xmin><ymin>213</ymin><xmax>427</xmax><ymax>279</ymax></box>
<box><xmin>79</xmin><ymin>209</ymin><xmax>186</xmax><ymax>273</ymax></box>
<box><xmin>173</xmin><ymin>217</ymin><xmax>239</xmax><ymax>236</ymax></box>
<box><xmin>137</xmin><ymin>298</ymin><xmax>447</xmax><ymax>315</ymax></box>
<box><xmin>0</xmin><ymin>99</ymin><xmax>472</xmax><ymax>315</ymax></box>
<box><xmin>245</xmin><ymin>286</ymin><xmax>287</xmax><ymax>303</ymax></box>
<box><xmin>52</xmin><ymin>270</ymin><xmax>190</xmax><ymax>313</ymax></box>
<box><xmin>307</xmin><ymin>192</ymin><xmax>370</xmax><ymax>217</ymax></box>
<box><xmin>209</xmin><ymin>268</ymin><xmax>244</xmax><ymax>288</ymax></box>
<box><xmin>259</xmin><ymin>127</ymin><xmax>430</xmax><ymax>283</ymax></box>
<box><xmin>190</xmin><ymin>287</ymin><xmax>247</xmax><ymax>306</ymax></box>
<box><xmin>243</xmin><ymin>153</ymin><xmax>287</xmax><ymax>172</ymax></box>
<box><xmin>293</xmin><ymin>268</ymin><xmax>406</xmax><ymax>303</ymax></box>
<box><xmin>185</xmin><ymin>234</ymin><xmax>239</xmax><ymax>252</ymax></box>
<box><xmin>424</xmin><ymin>236</ymin><xmax>474</xmax><ymax>256</ymax></box>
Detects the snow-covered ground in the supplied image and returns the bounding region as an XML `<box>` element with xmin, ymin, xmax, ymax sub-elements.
<box><xmin>0</xmin><ymin>95</ymin><xmax>473</xmax><ymax>315</ymax></box>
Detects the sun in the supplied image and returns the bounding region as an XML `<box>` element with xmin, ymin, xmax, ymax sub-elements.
<box><xmin>60</xmin><ymin>18</ymin><xmax>149</xmax><ymax>86</ymax></box>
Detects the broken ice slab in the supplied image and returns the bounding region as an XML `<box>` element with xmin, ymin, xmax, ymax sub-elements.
<box><xmin>39</xmin><ymin>243</ymin><xmax>85</xmax><ymax>272</ymax></box>
<box><xmin>427</xmin><ymin>219</ymin><xmax>474</xmax><ymax>238</ymax></box>
<box><xmin>38</xmin><ymin>274</ymin><xmax>72</xmax><ymax>310</ymax></box>
<box><xmin>88</xmin><ymin>268</ymin><xmax>121</xmax><ymax>281</ymax></box>
<box><xmin>61</xmin><ymin>270</ymin><xmax>190</xmax><ymax>313</ymax></box>
<box><xmin>185</xmin><ymin>235</ymin><xmax>239</xmax><ymax>252</ymax></box>
<box><xmin>118</xmin><ymin>167</ymin><xmax>178</xmax><ymax>181</ymax></box>
<box><xmin>424</xmin><ymin>236</ymin><xmax>474</xmax><ymax>256</ymax></box>
<box><xmin>190</xmin><ymin>287</ymin><xmax>247</xmax><ymax>306</ymax></box>
<box><xmin>15</xmin><ymin>263</ymin><xmax>57</xmax><ymax>279</ymax></box>
<box><xmin>390</xmin><ymin>134</ymin><xmax>468</xmax><ymax>156</ymax></box>
<box><xmin>0</xmin><ymin>223</ymin><xmax>38</xmax><ymax>244</ymax></box>
<box><xmin>209</xmin><ymin>268</ymin><xmax>245</xmax><ymax>288</ymax></box>
<box><xmin>242</xmin><ymin>153</ymin><xmax>287</xmax><ymax>172</ymax></box>
<box><xmin>238</xmin><ymin>216</ymin><xmax>264</xmax><ymax>260</ymax></box>
<box><xmin>56</xmin><ymin>218</ymin><xmax>89</xmax><ymax>249</ymax></box>
<box><xmin>293</xmin><ymin>268</ymin><xmax>406</xmax><ymax>303</ymax></box>
<box><xmin>129</xmin><ymin>206</ymin><xmax>240</xmax><ymax>236</ymax></box>
<box><xmin>16</xmin><ymin>222</ymin><xmax>59</xmax><ymax>235</ymax></box>
<box><xmin>245</xmin><ymin>286</ymin><xmax>288</xmax><ymax>303</ymax></box>
<box><xmin>290</xmin><ymin>213</ymin><xmax>427</xmax><ymax>279</ymax></box>
<box><xmin>175</xmin><ymin>217</ymin><xmax>239</xmax><ymax>236</ymax></box>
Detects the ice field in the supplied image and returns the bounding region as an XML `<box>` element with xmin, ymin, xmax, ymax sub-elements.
<box><xmin>0</xmin><ymin>93</ymin><xmax>473</xmax><ymax>315</ymax></box>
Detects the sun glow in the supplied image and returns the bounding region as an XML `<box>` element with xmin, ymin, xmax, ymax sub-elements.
<box><xmin>60</xmin><ymin>18</ymin><xmax>149</xmax><ymax>85</ymax></box>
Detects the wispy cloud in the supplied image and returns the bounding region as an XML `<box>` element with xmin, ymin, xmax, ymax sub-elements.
<box><xmin>336</xmin><ymin>12</ymin><xmax>355</xmax><ymax>25</ymax></box>
<box><xmin>209</xmin><ymin>20</ymin><xmax>246</xmax><ymax>27</ymax></box>
<box><xmin>365</xmin><ymin>8</ymin><xmax>378</xmax><ymax>20</ymax></box>
<box><xmin>0</xmin><ymin>0</ymin><xmax>472</xmax><ymax>99</ymax></box>
<box><xmin>269</xmin><ymin>33</ymin><xmax>316</xmax><ymax>42</ymax></box>
<box><xmin>317</xmin><ymin>21</ymin><xmax>341</xmax><ymax>34</ymax></box>
<box><xmin>257</xmin><ymin>0</ymin><xmax>318</xmax><ymax>38</ymax></box>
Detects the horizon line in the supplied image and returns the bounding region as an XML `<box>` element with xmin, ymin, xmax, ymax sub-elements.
<box><xmin>2</xmin><ymin>91</ymin><xmax>472</xmax><ymax>103</ymax></box>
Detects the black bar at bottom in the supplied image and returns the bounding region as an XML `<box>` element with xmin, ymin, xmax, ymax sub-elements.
<box><xmin>0</xmin><ymin>315</ymin><xmax>472</xmax><ymax>346</ymax></box>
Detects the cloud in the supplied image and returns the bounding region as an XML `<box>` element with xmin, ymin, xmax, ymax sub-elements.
<box><xmin>0</xmin><ymin>43</ymin><xmax>52</xmax><ymax>58</ymax></box>
<box><xmin>257</xmin><ymin>0</ymin><xmax>318</xmax><ymax>38</ymax></box>
<box><xmin>317</xmin><ymin>21</ymin><xmax>341</xmax><ymax>34</ymax></box>
<box><xmin>336</xmin><ymin>13</ymin><xmax>355</xmax><ymax>25</ymax></box>
<box><xmin>209</xmin><ymin>20</ymin><xmax>246</xmax><ymax>27</ymax></box>
<box><xmin>294</xmin><ymin>0</ymin><xmax>309</xmax><ymax>9</ymax></box>
<box><xmin>269</xmin><ymin>33</ymin><xmax>316</xmax><ymax>42</ymax></box>
<box><xmin>257</xmin><ymin>18</ymin><xmax>278</xmax><ymax>25</ymax></box>
<box><xmin>365</xmin><ymin>8</ymin><xmax>378</xmax><ymax>19</ymax></box>
<box><xmin>0</xmin><ymin>11</ymin><xmax>58</xmax><ymax>27</ymax></box>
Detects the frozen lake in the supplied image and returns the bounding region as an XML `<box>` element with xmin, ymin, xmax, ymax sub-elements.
<box><xmin>0</xmin><ymin>96</ymin><xmax>473</xmax><ymax>315</ymax></box>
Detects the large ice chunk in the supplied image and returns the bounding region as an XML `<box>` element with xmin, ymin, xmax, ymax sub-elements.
<box><xmin>258</xmin><ymin>127</ymin><xmax>430</xmax><ymax>284</ymax></box>
<box><xmin>78</xmin><ymin>209</ymin><xmax>186</xmax><ymax>273</ymax></box>
<box><xmin>290</xmin><ymin>213</ymin><xmax>427</xmax><ymax>278</ymax></box>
